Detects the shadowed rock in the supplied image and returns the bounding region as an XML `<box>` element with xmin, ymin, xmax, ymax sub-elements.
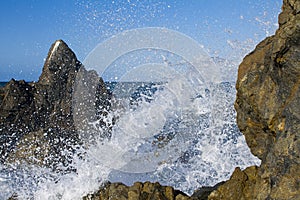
<box><xmin>0</xmin><ymin>79</ymin><xmax>35</xmax><ymax>162</ymax></box>
<box><xmin>0</xmin><ymin>40</ymin><xmax>110</xmax><ymax>168</ymax></box>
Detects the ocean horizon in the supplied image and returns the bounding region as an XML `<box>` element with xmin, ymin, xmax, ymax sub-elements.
<box><xmin>0</xmin><ymin>82</ymin><xmax>7</xmax><ymax>88</ymax></box>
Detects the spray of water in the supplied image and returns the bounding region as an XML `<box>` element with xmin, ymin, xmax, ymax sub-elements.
<box><xmin>0</xmin><ymin>27</ymin><xmax>262</xmax><ymax>200</ymax></box>
<box><xmin>72</xmin><ymin>27</ymin><xmax>260</xmax><ymax>196</ymax></box>
<box><xmin>0</xmin><ymin>1</ymin><xmax>281</xmax><ymax>196</ymax></box>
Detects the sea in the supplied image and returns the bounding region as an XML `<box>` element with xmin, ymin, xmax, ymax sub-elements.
<box><xmin>0</xmin><ymin>79</ymin><xmax>261</xmax><ymax>199</ymax></box>
<box><xmin>0</xmin><ymin>0</ymin><xmax>282</xmax><ymax>197</ymax></box>
<box><xmin>0</xmin><ymin>82</ymin><xmax>7</xmax><ymax>88</ymax></box>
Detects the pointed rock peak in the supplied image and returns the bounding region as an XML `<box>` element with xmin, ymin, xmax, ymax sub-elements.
<box><xmin>48</xmin><ymin>40</ymin><xmax>63</xmax><ymax>59</ymax></box>
<box><xmin>47</xmin><ymin>39</ymin><xmax>72</xmax><ymax>61</ymax></box>
<box><xmin>38</xmin><ymin>39</ymin><xmax>81</xmax><ymax>85</ymax></box>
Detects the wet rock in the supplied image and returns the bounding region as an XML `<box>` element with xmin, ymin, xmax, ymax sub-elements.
<box><xmin>0</xmin><ymin>79</ymin><xmax>35</xmax><ymax>162</ymax></box>
<box><xmin>0</xmin><ymin>40</ymin><xmax>110</xmax><ymax>167</ymax></box>
<box><xmin>34</xmin><ymin>40</ymin><xmax>81</xmax><ymax>132</ymax></box>
<box><xmin>73</xmin><ymin>67</ymin><xmax>113</xmax><ymax>142</ymax></box>
<box><xmin>191</xmin><ymin>182</ymin><xmax>225</xmax><ymax>200</ymax></box>
<box><xmin>82</xmin><ymin>181</ymin><xmax>226</xmax><ymax>200</ymax></box>
<box><xmin>210</xmin><ymin>0</ymin><xmax>300</xmax><ymax>199</ymax></box>
<box><xmin>83</xmin><ymin>181</ymin><xmax>191</xmax><ymax>200</ymax></box>
<box><xmin>6</xmin><ymin>129</ymin><xmax>50</xmax><ymax>165</ymax></box>
<box><xmin>208</xmin><ymin>166</ymin><xmax>258</xmax><ymax>200</ymax></box>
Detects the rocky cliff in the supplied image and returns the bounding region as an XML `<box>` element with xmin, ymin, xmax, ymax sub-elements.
<box><xmin>209</xmin><ymin>0</ymin><xmax>300</xmax><ymax>199</ymax></box>
<box><xmin>0</xmin><ymin>40</ymin><xmax>110</xmax><ymax>167</ymax></box>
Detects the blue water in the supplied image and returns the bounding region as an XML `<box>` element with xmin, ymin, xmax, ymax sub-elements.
<box><xmin>0</xmin><ymin>82</ymin><xmax>7</xmax><ymax>88</ymax></box>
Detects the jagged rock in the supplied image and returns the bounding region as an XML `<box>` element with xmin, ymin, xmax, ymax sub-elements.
<box><xmin>210</xmin><ymin>0</ymin><xmax>300</xmax><ymax>199</ymax></box>
<box><xmin>191</xmin><ymin>182</ymin><xmax>225</xmax><ymax>200</ymax></box>
<box><xmin>34</xmin><ymin>39</ymin><xmax>81</xmax><ymax>131</ymax></box>
<box><xmin>73</xmin><ymin>67</ymin><xmax>113</xmax><ymax>142</ymax></box>
<box><xmin>209</xmin><ymin>166</ymin><xmax>258</xmax><ymax>200</ymax></box>
<box><xmin>82</xmin><ymin>181</ymin><xmax>226</xmax><ymax>200</ymax></box>
<box><xmin>0</xmin><ymin>79</ymin><xmax>35</xmax><ymax>162</ymax></box>
<box><xmin>6</xmin><ymin>129</ymin><xmax>50</xmax><ymax>165</ymax></box>
<box><xmin>0</xmin><ymin>40</ymin><xmax>110</xmax><ymax>168</ymax></box>
<box><xmin>83</xmin><ymin>182</ymin><xmax>191</xmax><ymax>200</ymax></box>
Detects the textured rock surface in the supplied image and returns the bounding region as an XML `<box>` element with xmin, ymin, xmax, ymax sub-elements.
<box><xmin>83</xmin><ymin>181</ymin><xmax>225</xmax><ymax>200</ymax></box>
<box><xmin>210</xmin><ymin>0</ymin><xmax>300</xmax><ymax>199</ymax></box>
<box><xmin>83</xmin><ymin>182</ymin><xmax>191</xmax><ymax>200</ymax></box>
<box><xmin>0</xmin><ymin>79</ymin><xmax>35</xmax><ymax>162</ymax></box>
<box><xmin>0</xmin><ymin>40</ymin><xmax>110</xmax><ymax>167</ymax></box>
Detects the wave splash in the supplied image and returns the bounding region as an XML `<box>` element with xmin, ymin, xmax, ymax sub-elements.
<box><xmin>0</xmin><ymin>28</ymin><xmax>261</xmax><ymax>199</ymax></box>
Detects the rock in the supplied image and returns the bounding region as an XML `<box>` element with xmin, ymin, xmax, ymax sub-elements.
<box><xmin>191</xmin><ymin>182</ymin><xmax>225</xmax><ymax>200</ymax></box>
<box><xmin>0</xmin><ymin>79</ymin><xmax>35</xmax><ymax>162</ymax></box>
<box><xmin>6</xmin><ymin>129</ymin><xmax>50</xmax><ymax>165</ymax></box>
<box><xmin>34</xmin><ymin>40</ymin><xmax>81</xmax><ymax>132</ymax></box>
<box><xmin>0</xmin><ymin>40</ymin><xmax>111</xmax><ymax>168</ymax></box>
<box><xmin>83</xmin><ymin>181</ymin><xmax>191</xmax><ymax>200</ymax></box>
<box><xmin>73</xmin><ymin>67</ymin><xmax>113</xmax><ymax>142</ymax></box>
<box><xmin>82</xmin><ymin>181</ymin><xmax>226</xmax><ymax>200</ymax></box>
<box><xmin>210</xmin><ymin>0</ymin><xmax>300</xmax><ymax>199</ymax></box>
<box><xmin>208</xmin><ymin>166</ymin><xmax>258</xmax><ymax>200</ymax></box>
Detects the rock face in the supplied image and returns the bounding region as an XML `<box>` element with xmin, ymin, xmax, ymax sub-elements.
<box><xmin>35</xmin><ymin>40</ymin><xmax>81</xmax><ymax>132</ymax></box>
<box><xmin>83</xmin><ymin>182</ymin><xmax>191</xmax><ymax>200</ymax></box>
<box><xmin>83</xmin><ymin>182</ymin><xmax>224</xmax><ymax>200</ymax></box>
<box><xmin>0</xmin><ymin>79</ymin><xmax>35</xmax><ymax>162</ymax></box>
<box><xmin>209</xmin><ymin>0</ymin><xmax>300</xmax><ymax>199</ymax></box>
<box><xmin>0</xmin><ymin>40</ymin><xmax>110</xmax><ymax>167</ymax></box>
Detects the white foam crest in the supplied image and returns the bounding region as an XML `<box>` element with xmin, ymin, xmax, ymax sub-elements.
<box><xmin>151</xmin><ymin>83</ymin><xmax>260</xmax><ymax>194</ymax></box>
<box><xmin>87</xmin><ymin>75</ymin><xmax>201</xmax><ymax>174</ymax></box>
<box><xmin>33</xmin><ymin>154</ymin><xmax>110</xmax><ymax>200</ymax></box>
<box><xmin>0</xmin><ymin>144</ymin><xmax>111</xmax><ymax>199</ymax></box>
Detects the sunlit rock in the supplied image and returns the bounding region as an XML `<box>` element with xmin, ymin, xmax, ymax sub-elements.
<box><xmin>210</xmin><ymin>0</ymin><xmax>300</xmax><ymax>199</ymax></box>
<box><xmin>82</xmin><ymin>181</ymin><xmax>191</xmax><ymax>200</ymax></box>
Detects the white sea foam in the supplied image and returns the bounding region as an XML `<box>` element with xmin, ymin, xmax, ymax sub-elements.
<box><xmin>0</xmin><ymin>27</ymin><xmax>264</xmax><ymax>199</ymax></box>
<box><xmin>0</xmin><ymin>74</ymin><xmax>260</xmax><ymax>200</ymax></box>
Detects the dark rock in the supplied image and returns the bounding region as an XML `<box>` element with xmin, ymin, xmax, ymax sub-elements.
<box><xmin>82</xmin><ymin>181</ymin><xmax>225</xmax><ymax>200</ymax></box>
<box><xmin>191</xmin><ymin>182</ymin><xmax>225</xmax><ymax>200</ymax></box>
<box><xmin>210</xmin><ymin>0</ymin><xmax>300</xmax><ymax>199</ymax></box>
<box><xmin>73</xmin><ymin>67</ymin><xmax>113</xmax><ymax>142</ymax></box>
<box><xmin>34</xmin><ymin>40</ymin><xmax>81</xmax><ymax>132</ymax></box>
<box><xmin>0</xmin><ymin>40</ymin><xmax>110</xmax><ymax>168</ymax></box>
<box><xmin>0</xmin><ymin>79</ymin><xmax>35</xmax><ymax>162</ymax></box>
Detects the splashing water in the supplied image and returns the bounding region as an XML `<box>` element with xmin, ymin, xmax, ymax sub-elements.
<box><xmin>0</xmin><ymin>0</ymin><xmax>283</xmax><ymax>198</ymax></box>
<box><xmin>0</xmin><ymin>27</ymin><xmax>263</xmax><ymax>199</ymax></box>
<box><xmin>0</xmin><ymin>1</ymin><xmax>284</xmax><ymax>195</ymax></box>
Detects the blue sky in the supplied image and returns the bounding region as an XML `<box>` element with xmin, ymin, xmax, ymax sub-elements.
<box><xmin>0</xmin><ymin>0</ymin><xmax>282</xmax><ymax>81</ymax></box>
